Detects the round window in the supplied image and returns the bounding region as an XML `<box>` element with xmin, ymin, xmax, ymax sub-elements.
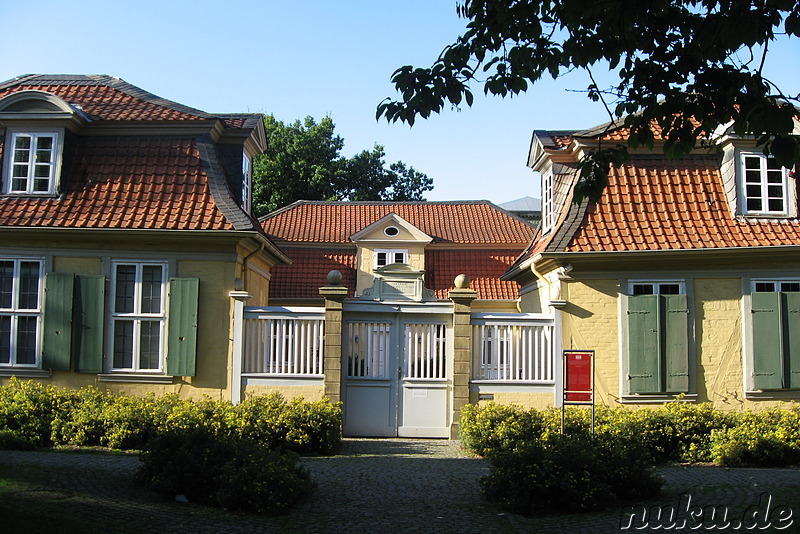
<box><xmin>384</xmin><ymin>226</ymin><xmax>399</xmax><ymax>237</ymax></box>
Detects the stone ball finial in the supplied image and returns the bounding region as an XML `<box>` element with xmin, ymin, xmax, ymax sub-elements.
<box><xmin>233</xmin><ymin>277</ymin><xmax>244</xmax><ymax>291</ymax></box>
<box><xmin>454</xmin><ymin>274</ymin><xmax>470</xmax><ymax>289</ymax></box>
<box><xmin>327</xmin><ymin>270</ymin><xmax>343</xmax><ymax>286</ymax></box>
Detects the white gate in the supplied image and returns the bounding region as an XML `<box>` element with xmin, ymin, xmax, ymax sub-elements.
<box><xmin>343</xmin><ymin>314</ymin><xmax>450</xmax><ymax>438</ymax></box>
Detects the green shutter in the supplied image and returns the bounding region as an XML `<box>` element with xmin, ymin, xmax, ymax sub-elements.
<box><xmin>42</xmin><ymin>273</ymin><xmax>74</xmax><ymax>371</ymax></box>
<box><xmin>167</xmin><ymin>278</ymin><xmax>199</xmax><ymax>377</ymax></box>
<box><xmin>784</xmin><ymin>293</ymin><xmax>800</xmax><ymax>389</ymax></box>
<box><xmin>628</xmin><ymin>295</ymin><xmax>661</xmax><ymax>393</ymax></box>
<box><xmin>663</xmin><ymin>295</ymin><xmax>690</xmax><ymax>392</ymax></box>
<box><xmin>751</xmin><ymin>292</ymin><xmax>784</xmax><ymax>389</ymax></box>
<box><xmin>73</xmin><ymin>275</ymin><xmax>105</xmax><ymax>373</ymax></box>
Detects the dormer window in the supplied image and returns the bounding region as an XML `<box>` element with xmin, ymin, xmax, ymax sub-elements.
<box><xmin>740</xmin><ymin>152</ymin><xmax>791</xmax><ymax>216</ymax></box>
<box><xmin>242</xmin><ymin>154</ymin><xmax>252</xmax><ymax>211</ymax></box>
<box><xmin>375</xmin><ymin>249</ymin><xmax>407</xmax><ymax>268</ymax></box>
<box><xmin>4</xmin><ymin>131</ymin><xmax>62</xmax><ymax>195</ymax></box>
<box><xmin>541</xmin><ymin>167</ymin><xmax>555</xmax><ymax>233</ymax></box>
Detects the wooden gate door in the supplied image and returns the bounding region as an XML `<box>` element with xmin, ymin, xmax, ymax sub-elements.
<box><xmin>343</xmin><ymin>314</ymin><xmax>450</xmax><ymax>437</ymax></box>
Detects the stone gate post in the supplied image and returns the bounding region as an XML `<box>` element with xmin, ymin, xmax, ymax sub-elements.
<box><xmin>319</xmin><ymin>271</ymin><xmax>348</xmax><ymax>403</ymax></box>
<box><xmin>448</xmin><ymin>275</ymin><xmax>477</xmax><ymax>439</ymax></box>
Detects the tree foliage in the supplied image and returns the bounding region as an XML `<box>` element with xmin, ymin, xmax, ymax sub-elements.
<box><xmin>253</xmin><ymin>115</ymin><xmax>433</xmax><ymax>216</ymax></box>
<box><xmin>377</xmin><ymin>0</ymin><xmax>800</xmax><ymax>203</ymax></box>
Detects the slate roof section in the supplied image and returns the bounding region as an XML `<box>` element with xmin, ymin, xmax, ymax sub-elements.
<box><xmin>261</xmin><ymin>201</ymin><xmax>536</xmax><ymax>244</ymax></box>
<box><xmin>0</xmin><ymin>74</ymin><xmax>258</xmax><ymax>126</ymax></box>
<box><xmin>566</xmin><ymin>154</ymin><xmax>800</xmax><ymax>251</ymax></box>
<box><xmin>269</xmin><ymin>248</ymin><xmax>358</xmax><ymax>299</ymax></box>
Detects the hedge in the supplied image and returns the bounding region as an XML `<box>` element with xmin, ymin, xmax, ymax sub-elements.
<box><xmin>0</xmin><ymin>378</ymin><xmax>342</xmax><ymax>454</ymax></box>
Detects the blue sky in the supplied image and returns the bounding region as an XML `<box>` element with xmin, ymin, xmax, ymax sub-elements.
<box><xmin>2</xmin><ymin>1</ymin><xmax>798</xmax><ymax>204</ymax></box>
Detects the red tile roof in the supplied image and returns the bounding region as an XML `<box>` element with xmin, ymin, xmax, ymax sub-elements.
<box><xmin>0</xmin><ymin>136</ymin><xmax>234</xmax><ymax>230</ymax></box>
<box><xmin>269</xmin><ymin>248</ymin><xmax>358</xmax><ymax>299</ymax></box>
<box><xmin>261</xmin><ymin>201</ymin><xmax>536</xmax><ymax>244</ymax></box>
<box><xmin>426</xmin><ymin>249</ymin><xmax>524</xmax><ymax>299</ymax></box>
<box><xmin>566</xmin><ymin>155</ymin><xmax>800</xmax><ymax>251</ymax></box>
<box><xmin>269</xmin><ymin>247</ymin><xmax>523</xmax><ymax>301</ymax></box>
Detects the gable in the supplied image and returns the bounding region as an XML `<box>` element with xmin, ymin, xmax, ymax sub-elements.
<box><xmin>350</xmin><ymin>213</ymin><xmax>432</xmax><ymax>244</ymax></box>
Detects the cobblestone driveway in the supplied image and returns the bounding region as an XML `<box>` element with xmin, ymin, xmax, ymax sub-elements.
<box><xmin>1</xmin><ymin>439</ymin><xmax>798</xmax><ymax>533</ymax></box>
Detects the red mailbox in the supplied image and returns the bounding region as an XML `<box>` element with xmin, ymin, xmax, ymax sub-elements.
<box><xmin>564</xmin><ymin>350</ymin><xmax>593</xmax><ymax>404</ymax></box>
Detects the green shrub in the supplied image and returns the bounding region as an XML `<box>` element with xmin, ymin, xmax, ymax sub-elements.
<box><xmin>710</xmin><ymin>405</ymin><xmax>800</xmax><ymax>466</ymax></box>
<box><xmin>481</xmin><ymin>433</ymin><xmax>663</xmax><ymax>515</ymax></box>
<box><xmin>234</xmin><ymin>394</ymin><xmax>341</xmax><ymax>454</ymax></box>
<box><xmin>136</xmin><ymin>428</ymin><xmax>313</xmax><ymax>515</ymax></box>
<box><xmin>0</xmin><ymin>378</ymin><xmax>69</xmax><ymax>445</ymax></box>
<box><xmin>0</xmin><ymin>381</ymin><xmax>343</xmax><ymax>455</ymax></box>
<box><xmin>51</xmin><ymin>387</ymin><xmax>111</xmax><ymax>446</ymax></box>
<box><xmin>462</xmin><ymin>401</ymin><xmax>733</xmax><ymax>464</ymax></box>
<box><xmin>0</xmin><ymin>429</ymin><xmax>37</xmax><ymax>450</ymax></box>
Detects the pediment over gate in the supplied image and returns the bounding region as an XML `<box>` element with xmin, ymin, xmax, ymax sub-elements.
<box><xmin>359</xmin><ymin>264</ymin><xmax>436</xmax><ymax>302</ymax></box>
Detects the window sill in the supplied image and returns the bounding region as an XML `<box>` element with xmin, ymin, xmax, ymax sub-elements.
<box><xmin>98</xmin><ymin>373</ymin><xmax>174</xmax><ymax>384</ymax></box>
<box><xmin>620</xmin><ymin>393</ymin><xmax>697</xmax><ymax>404</ymax></box>
<box><xmin>745</xmin><ymin>390</ymin><xmax>800</xmax><ymax>401</ymax></box>
<box><xmin>2</xmin><ymin>193</ymin><xmax>58</xmax><ymax>199</ymax></box>
<box><xmin>0</xmin><ymin>368</ymin><xmax>52</xmax><ymax>378</ymax></box>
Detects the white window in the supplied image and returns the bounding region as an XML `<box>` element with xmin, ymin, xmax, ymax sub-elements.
<box><xmin>375</xmin><ymin>249</ymin><xmax>407</xmax><ymax>268</ymax></box>
<box><xmin>0</xmin><ymin>259</ymin><xmax>43</xmax><ymax>367</ymax></box>
<box><xmin>753</xmin><ymin>279</ymin><xmax>800</xmax><ymax>293</ymax></box>
<box><xmin>111</xmin><ymin>262</ymin><xmax>167</xmax><ymax>372</ymax></box>
<box><xmin>242</xmin><ymin>154</ymin><xmax>252</xmax><ymax>211</ymax></box>
<box><xmin>4</xmin><ymin>131</ymin><xmax>62</xmax><ymax>195</ymax></box>
<box><xmin>630</xmin><ymin>281</ymin><xmax>684</xmax><ymax>296</ymax></box>
<box><xmin>542</xmin><ymin>168</ymin><xmax>555</xmax><ymax>233</ymax></box>
<box><xmin>740</xmin><ymin>153</ymin><xmax>790</xmax><ymax>215</ymax></box>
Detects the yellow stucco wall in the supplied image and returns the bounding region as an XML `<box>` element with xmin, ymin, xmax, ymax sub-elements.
<box><xmin>1</xmin><ymin>253</ymin><xmax>240</xmax><ymax>402</ymax></box>
<box><xmin>519</xmin><ymin>284</ymin><xmax>546</xmax><ymax>313</ymax></box>
<box><xmin>694</xmin><ymin>278</ymin><xmax>744</xmax><ymax>409</ymax></box>
<box><xmin>561</xmin><ymin>279</ymin><xmax>620</xmax><ymax>407</ymax></box>
<box><xmin>243</xmin><ymin>384</ymin><xmax>326</xmax><ymax>401</ymax></box>
<box><xmin>355</xmin><ymin>245</ymin><xmax>426</xmax><ymax>295</ymax></box>
<box><xmin>470</xmin><ymin>390</ymin><xmax>554</xmax><ymax>409</ymax></box>
<box><xmin>53</xmin><ymin>257</ymin><xmax>102</xmax><ymax>275</ymax></box>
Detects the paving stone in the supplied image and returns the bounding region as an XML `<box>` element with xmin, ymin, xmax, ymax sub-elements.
<box><xmin>0</xmin><ymin>439</ymin><xmax>798</xmax><ymax>533</ymax></box>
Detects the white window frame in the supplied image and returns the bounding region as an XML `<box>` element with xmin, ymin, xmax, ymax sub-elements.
<box><xmin>738</xmin><ymin>152</ymin><xmax>791</xmax><ymax>216</ymax></box>
<box><xmin>541</xmin><ymin>167</ymin><xmax>555</xmax><ymax>234</ymax></box>
<box><xmin>374</xmin><ymin>249</ymin><xmax>407</xmax><ymax>268</ymax></box>
<box><xmin>0</xmin><ymin>258</ymin><xmax>44</xmax><ymax>368</ymax></box>
<box><xmin>3</xmin><ymin>129</ymin><xmax>64</xmax><ymax>195</ymax></box>
<box><xmin>751</xmin><ymin>278</ymin><xmax>800</xmax><ymax>294</ymax></box>
<box><xmin>628</xmin><ymin>280</ymin><xmax>686</xmax><ymax>296</ymax></box>
<box><xmin>109</xmin><ymin>261</ymin><xmax>168</xmax><ymax>373</ymax></box>
<box><xmin>242</xmin><ymin>154</ymin><xmax>252</xmax><ymax>212</ymax></box>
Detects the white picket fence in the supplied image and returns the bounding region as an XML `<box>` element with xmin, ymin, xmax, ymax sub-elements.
<box><xmin>471</xmin><ymin>313</ymin><xmax>555</xmax><ymax>383</ymax></box>
<box><xmin>243</xmin><ymin>307</ymin><xmax>325</xmax><ymax>376</ymax></box>
<box><xmin>240</xmin><ymin>308</ymin><xmax>554</xmax><ymax>383</ymax></box>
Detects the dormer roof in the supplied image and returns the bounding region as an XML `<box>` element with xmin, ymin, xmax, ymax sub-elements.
<box><xmin>0</xmin><ymin>74</ymin><xmax>287</xmax><ymax>264</ymax></box>
<box><xmin>508</xmin><ymin>120</ymin><xmax>800</xmax><ymax>278</ymax></box>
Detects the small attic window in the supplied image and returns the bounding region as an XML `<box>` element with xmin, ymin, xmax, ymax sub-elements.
<box><xmin>3</xmin><ymin>130</ymin><xmax>63</xmax><ymax>195</ymax></box>
<box><xmin>739</xmin><ymin>152</ymin><xmax>792</xmax><ymax>216</ymax></box>
<box><xmin>384</xmin><ymin>226</ymin><xmax>399</xmax><ymax>237</ymax></box>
